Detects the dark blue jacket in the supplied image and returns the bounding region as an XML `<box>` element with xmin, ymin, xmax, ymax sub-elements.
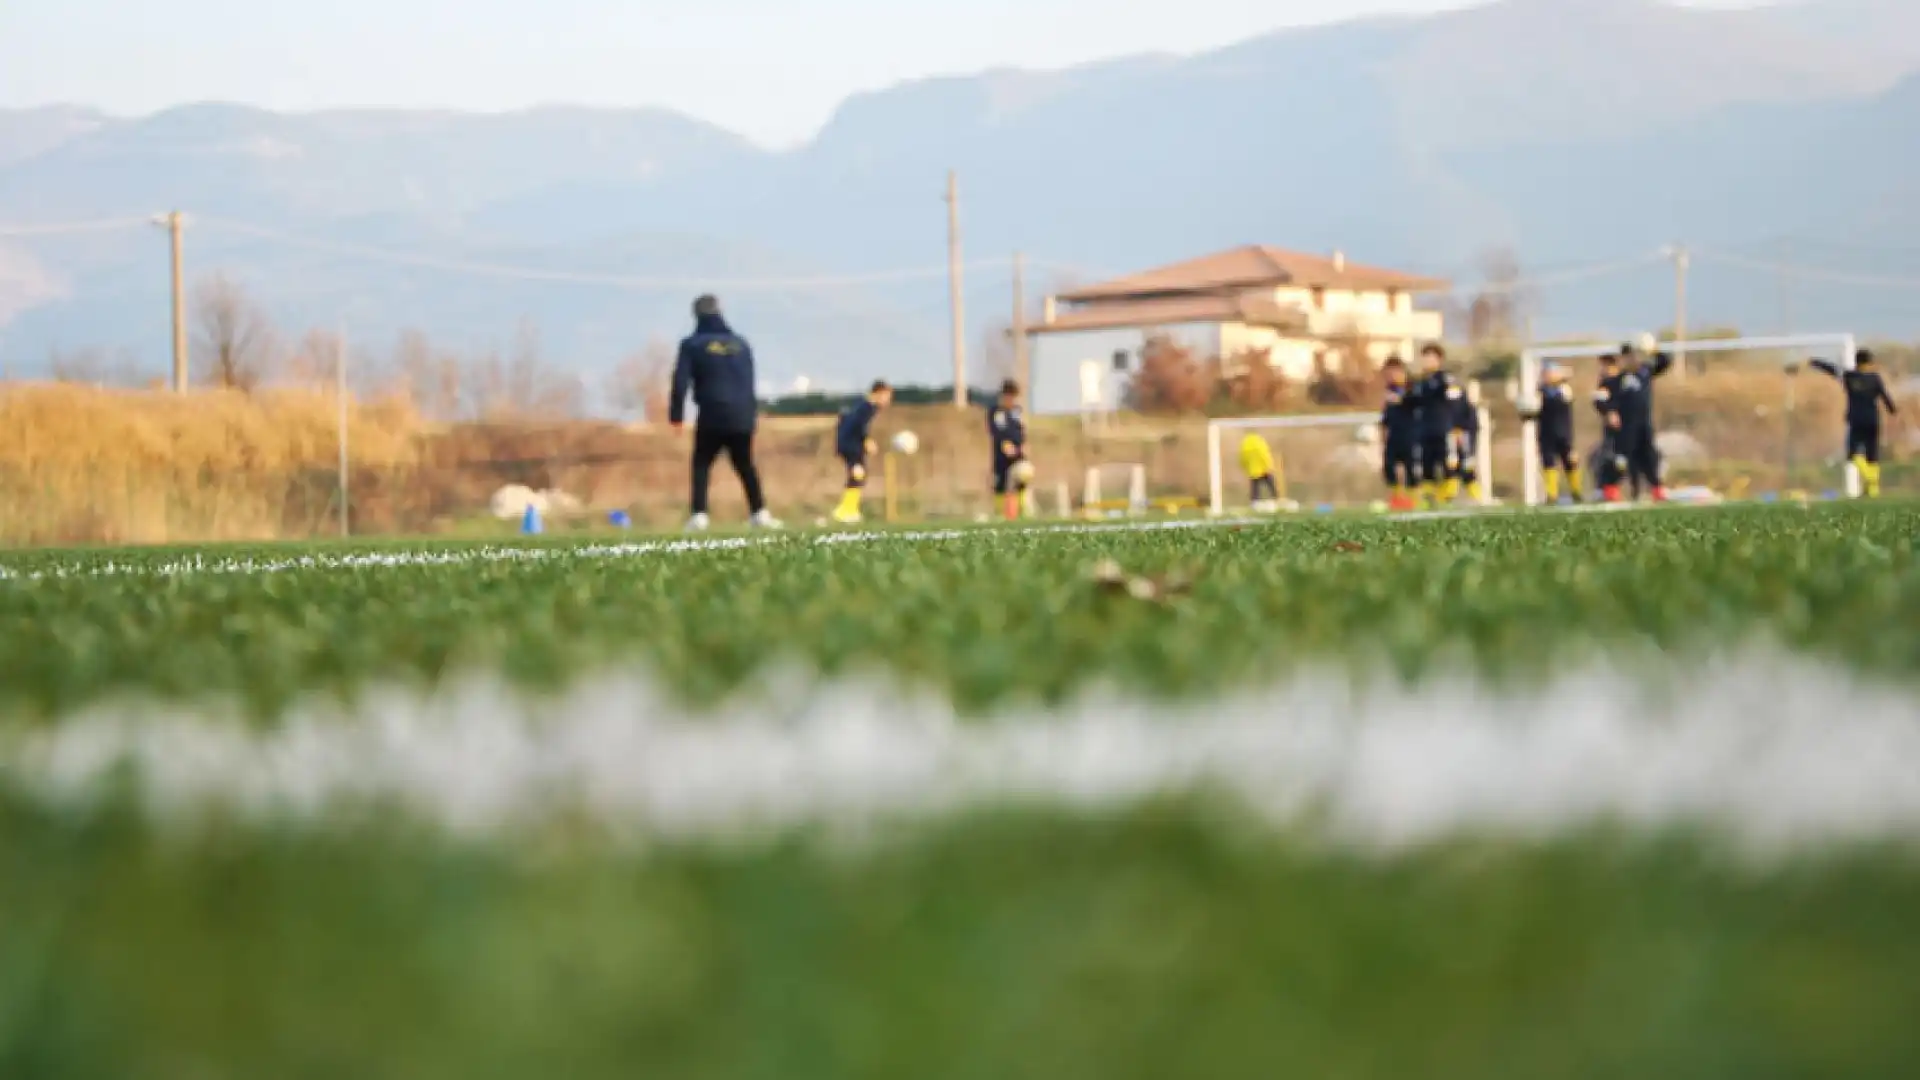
<box><xmin>1536</xmin><ymin>383</ymin><xmax>1575</xmax><ymax>444</ymax></box>
<box><xmin>988</xmin><ymin>403</ymin><xmax>1025</xmax><ymax>462</ymax></box>
<box><xmin>1811</xmin><ymin>360</ymin><xmax>1897</xmax><ymax>427</ymax></box>
<box><xmin>1409</xmin><ymin>371</ymin><xmax>1463</xmax><ymax>439</ymax></box>
<box><xmin>1380</xmin><ymin>383</ymin><xmax>1418</xmax><ymax>444</ymax></box>
<box><xmin>670</xmin><ymin>313</ymin><xmax>758</xmax><ymax>433</ymax></box>
<box><xmin>1605</xmin><ymin>353</ymin><xmax>1671</xmax><ymax>431</ymax></box>
<box><xmin>836</xmin><ymin>399</ymin><xmax>879</xmax><ymax>460</ymax></box>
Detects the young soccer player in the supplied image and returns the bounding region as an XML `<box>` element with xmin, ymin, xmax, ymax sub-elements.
<box><xmin>988</xmin><ymin>378</ymin><xmax>1028</xmax><ymax>520</ymax></box>
<box><xmin>1379</xmin><ymin>357</ymin><xmax>1419</xmax><ymax>509</ymax></box>
<box><xmin>1592</xmin><ymin>352</ymin><xmax>1625</xmax><ymax>502</ymax></box>
<box><xmin>1531</xmin><ymin>362</ymin><xmax>1583</xmax><ymax>503</ymax></box>
<box><xmin>1449</xmin><ymin>380</ymin><xmax>1483</xmax><ymax>504</ymax></box>
<box><xmin>1810</xmin><ymin>349</ymin><xmax>1898</xmax><ymax>498</ymax></box>
<box><xmin>1408</xmin><ymin>343</ymin><xmax>1463</xmax><ymax>508</ymax></box>
<box><xmin>1610</xmin><ymin>335</ymin><xmax>1673</xmax><ymax>501</ymax></box>
<box><xmin>1240</xmin><ymin>432</ymin><xmax>1280</xmax><ymax>511</ymax></box>
<box><xmin>831</xmin><ymin>380</ymin><xmax>893</xmax><ymax>523</ymax></box>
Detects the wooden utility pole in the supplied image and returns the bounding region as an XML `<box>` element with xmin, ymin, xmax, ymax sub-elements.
<box><xmin>1671</xmin><ymin>244</ymin><xmax>1690</xmax><ymax>380</ymax></box>
<box><xmin>945</xmin><ymin>170</ymin><xmax>967</xmax><ymax>407</ymax></box>
<box><xmin>167</xmin><ymin>211</ymin><xmax>188</xmax><ymax>392</ymax></box>
<box><xmin>1011</xmin><ymin>251</ymin><xmax>1029</xmax><ymax>393</ymax></box>
<box><xmin>336</xmin><ymin>324</ymin><xmax>350</xmax><ymax>538</ymax></box>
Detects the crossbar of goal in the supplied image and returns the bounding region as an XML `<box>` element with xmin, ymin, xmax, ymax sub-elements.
<box><xmin>1205</xmin><ymin>411</ymin><xmax>1495</xmax><ymax>516</ymax></box>
<box><xmin>1517</xmin><ymin>332</ymin><xmax>1858</xmax><ymax>507</ymax></box>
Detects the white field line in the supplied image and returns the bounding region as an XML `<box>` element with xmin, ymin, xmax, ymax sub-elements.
<box><xmin>0</xmin><ymin>500</ymin><xmax>1721</xmax><ymax>582</ymax></box>
<box><xmin>8</xmin><ymin>649</ymin><xmax>1919</xmax><ymax>856</ymax></box>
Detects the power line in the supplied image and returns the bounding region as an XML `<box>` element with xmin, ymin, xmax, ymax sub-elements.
<box><xmin>1691</xmin><ymin>248</ymin><xmax>1920</xmax><ymax>291</ymax></box>
<box><xmin>194</xmin><ymin>216</ymin><xmax>1009</xmax><ymax>291</ymax></box>
<box><xmin>0</xmin><ymin>217</ymin><xmax>154</xmax><ymax>238</ymax></box>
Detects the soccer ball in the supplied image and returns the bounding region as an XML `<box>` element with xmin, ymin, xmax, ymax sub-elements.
<box><xmin>891</xmin><ymin>430</ymin><xmax>920</xmax><ymax>456</ymax></box>
<box><xmin>1010</xmin><ymin>460</ymin><xmax>1036</xmax><ymax>487</ymax></box>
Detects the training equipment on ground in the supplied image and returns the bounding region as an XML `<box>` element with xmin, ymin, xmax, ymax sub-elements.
<box><xmin>1084</xmin><ymin>463</ymin><xmax>1149</xmax><ymax>517</ymax></box>
<box><xmin>891</xmin><ymin>430</ymin><xmax>920</xmax><ymax>456</ymax></box>
<box><xmin>1206</xmin><ymin>411</ymin><xmax>1495</xmax><ymax>517</ymax></box>
<box><xmin>1010</xmin><ymin>460</ymin><xmax>1036</xmax><ymax>487</ymax></box>
<box><xmin>1516</xmin><ymin>332</ymin><xmax>1860</xmax><ymax>507</ymax></box>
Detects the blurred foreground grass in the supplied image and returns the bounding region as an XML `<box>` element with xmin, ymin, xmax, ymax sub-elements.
<box><xmin>0</xmin><ymin>503</ymin><xmax>1916</xmax><ymax>719</ymax></box>
<box><xmin>4</xmin><ymin>793</ymin><xmax>1919</xmax><ymax>1079</ymax></box>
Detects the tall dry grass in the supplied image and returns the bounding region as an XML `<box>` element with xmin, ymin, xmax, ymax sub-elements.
<box><xmin>0</xmin><ymin>383</ymin><xmax>419</xmax><ymax>547</ymax></box>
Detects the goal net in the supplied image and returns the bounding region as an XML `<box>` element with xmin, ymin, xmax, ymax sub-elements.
<box><xmin>1515</xmin><ymin>333</ymin><xmax>1863</xmax><ymax>507</ymax></box>
<box><xmin>1205</xmin><ymin>410</ymin><xmax>1496</xmax><ymax>517</ymax></box>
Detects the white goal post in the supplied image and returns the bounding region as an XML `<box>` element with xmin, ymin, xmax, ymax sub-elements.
<box><xmin>1516</xmin><ymin>332</ymin><xmax>1859</xmax><ymax>507</ymax></box>
<box><xmin>1205</xmin><ymin>410</ymin><xmax>1495</xmax><ymax>517</ymax></box>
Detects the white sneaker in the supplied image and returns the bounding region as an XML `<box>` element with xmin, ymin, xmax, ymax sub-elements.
<box><xmin>685</xmin><ymin>513</ymin><xmax>711</xmax><ymax>532</ymax></box>
<box><xmin>749</xmin><ymin>509</ymin><xmax>783</xmax><ymax>530</ymax></box>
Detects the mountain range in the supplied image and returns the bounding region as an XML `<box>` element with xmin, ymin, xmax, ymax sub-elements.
<box><xmin>3</xmin><ymin>0</ymin><xmax>1919</xmax><ymax>397</ymax></box>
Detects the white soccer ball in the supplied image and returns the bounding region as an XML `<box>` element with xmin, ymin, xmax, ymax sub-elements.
<box><xmin>1637</xmin><ymin>332</ymin><xmax>1658</xmax><ymax>354</ymax></box>
<box><xmin>1010</xmin><ymin>460</ymin><xmax>1036</xmax><ymax>486</ymax></box>
<box><xmin>891</xmin><ymin>430</ymin><xmax>920</xmax><ymax>456</ymax></box>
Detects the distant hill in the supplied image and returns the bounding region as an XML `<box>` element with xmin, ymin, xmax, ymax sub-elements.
<box><xmin>3</xmin><ymin>0</ymin><xmax>1920</xmax><ymax>394</ymax></box>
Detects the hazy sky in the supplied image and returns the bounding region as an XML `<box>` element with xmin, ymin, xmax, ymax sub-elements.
<box><xmin>2</xmin><ymin>0</ymin><xmax>1767</xmax><ymax>147</ymax></box>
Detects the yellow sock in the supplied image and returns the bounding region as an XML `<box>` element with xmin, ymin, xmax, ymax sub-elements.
<box><xmin>835</xmin><ymin>489</ymin><xmax>862</xmax><ymax>517</ymax></box>
<box><xmin>1442</xmin><ymin>478</ymin><xmax>1461</xmax><ymax>502</ymax></box>
<box><xmin>1543</xmin><ymin>470</ymin><xmax>1561</xmax><ymax>501</ymax></box>
<box><xmin>1568</xmin><ymin>467</ymin><xmax>1585</xmax><ymax>499</ymax></box>
<box><xmin>1863</xmin><ymin>461</ymin><xmax>1882</xmax><ymax>498</ymax></box>
<box><xmin>1419</xmin><ymin>482</ymin><xmax>1437</xmax><ymax>506</ymax></box>
<box><xmin>1466</xmin><ymin>480</ymin><xmax>1483</xmax><ymax>503</ymax></box>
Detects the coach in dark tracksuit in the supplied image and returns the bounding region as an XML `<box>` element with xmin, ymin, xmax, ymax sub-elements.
<box><xmin>1605</xmin><ymin>342</ymin><xmax>1673</xmax><ymax>501</ymax></box>
<box><xmin>669</xmin><ymin>294</ymin><xmax>778</xmax><ymax>530</ymax></box>
<box><xmin>1811</xmin><ymin>349</ymin><xmax>1898</xmax><ymax>499</ymax></box>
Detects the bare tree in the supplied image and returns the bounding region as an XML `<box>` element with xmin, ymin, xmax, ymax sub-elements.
<box><xmin>48</xmin><ymin>347</ymin><xmax>146</xmax><ymax>388</ymax></box>
<box><xmin>978</xmin><ymin>321</ymin><xmax>1017</xmax><ymax>386</ymax></box>
<box><xmin>606</xmin><ymin>338</ymin><xmax>677</xmax><ymax>423</ymax></box>
<box><xmin>191</xmin><ymin>274</ymin><xmax>279</xmax><ymax>392</ymax></box>
<box><xmin>466</xmin><ymin>321</ymin><xmax>584</xmax><ymax>421</ymax></box>
<box><xmin>286</xmin><ymin>328</ymin><xmax>344</xmax><ymax>391</ymax></box>
<box><xmin>391</xmin><ymin>329</ymin><xmax>462</xmax><ymax>419</ymax></box>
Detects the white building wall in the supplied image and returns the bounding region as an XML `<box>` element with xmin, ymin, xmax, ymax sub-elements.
<box><xmin>1027</xmin><ymin>323</ymin><xmax>1222</xmax><ymax>416</ymax></box>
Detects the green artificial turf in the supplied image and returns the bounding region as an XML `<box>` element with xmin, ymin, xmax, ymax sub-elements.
<box><xmin>3</xmin><ymin>793</ymin><xmax>1918</xmax><ymax>1080</ymax></box>
<box><xmin>0</xmin><ymin>503</ymin><xmax>1914</xmax><ymax>720</ymax></box>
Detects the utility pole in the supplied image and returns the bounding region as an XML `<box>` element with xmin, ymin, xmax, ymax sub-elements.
<box><xmin>1671</xmin><ymin>243</ymin><xmax>1690</xmax><ymax>380</ymax></box>
<box><xmin>167</xmin><ymin>211</ymin><xmax>188</xmax><ymax>392</ymax></box>
<box><xmin>945</xmin><ymin>170</ymin><xmax>967</xmax><ymax>407</ymax></box>
<box><xmin>336</xmin><ymin>323</ymin><xmax>350</xmax><ymax>539</ymax></box>
<box><xmin>1011</xmin><ymin>251</ymin><xmax>1029</xmax><ymax>394</ymax></box>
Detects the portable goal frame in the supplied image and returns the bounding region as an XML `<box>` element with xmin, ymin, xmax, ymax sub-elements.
<box><xmin>1516</xmin><ymin>332</ymin><xmax>1859</xmax><ymax>507</ymax></box>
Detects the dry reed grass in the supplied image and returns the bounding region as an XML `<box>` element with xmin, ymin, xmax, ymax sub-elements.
<box><xmin>0</xmin><ymin>383</ymin><xmax>419</xmax><ymax>547</ymax></box>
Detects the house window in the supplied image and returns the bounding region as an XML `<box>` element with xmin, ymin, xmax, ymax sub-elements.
<box><xmin>1311</xmin><ymin>287</ymin><xmax>1326</xmax><ymax>311</ymax></box>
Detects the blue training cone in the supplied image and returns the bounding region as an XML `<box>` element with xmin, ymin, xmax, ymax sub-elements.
<box><xmin>521</xmin><ymin>504</ymin><xmax>544</xmax><ymax>535</ymax></box>
<box><xmin>609</xmin><ymin>509</ymin><xmax>632</xmax><ymax>529</ymax></box>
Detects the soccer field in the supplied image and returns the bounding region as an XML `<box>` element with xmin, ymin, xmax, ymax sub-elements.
<box><xmin>3</xmin><ymin>502</ymin><xmax>1919</xmax><ymax>1078</ymax></box>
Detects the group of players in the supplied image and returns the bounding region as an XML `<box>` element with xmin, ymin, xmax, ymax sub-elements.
<box><xmin>829</xmin><ymin>377</ymin><xmax>1031</xmax><ymax>525</ymax></box>
<box><xmin>1376</xmin><ymin>343</ymin><xmax>1485</xmax><ymax>510</ymax></box>
<box><xmin>670</xmin><ymin>293</ymin><xmax>1032</xmax><ymax>531</ymax></box>
<box><xmin>669</xmin><ymin>294</ymin><xmax>1897</xmax><ymax>528</ymax></box>
<box><xmin>1375</xmin><ymin>334</ymin><xmax>1900</xmax><ymax>510</ymax></box>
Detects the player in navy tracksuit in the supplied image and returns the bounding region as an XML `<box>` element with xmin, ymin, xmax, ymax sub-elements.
<box><xmin>1600</xmin><ymin>340</ymin><xmax>1673</xmax><ymax>502</ymax></box>
<box><xmin>1810</xmin><ymin>349</ymin><xmax>1898</xmax><ymax>498</ymax></box>
<box><xmin>988</xmin><ymin>379</ymin><xmax>1028</xmax><ymax>520</ymax></box>
<box><xmin>670</xmin><ymin>294</ymin><xmax>780</xmax><ymax>530</ymax></box>
<box><xmin>1524</xmin><ymin>362</ymin><xmax>1582</xmax><ymax>503</ymax></box>
<box><xmin>831</xmin><ymin>380</ymin><xmax>893</xmax><ymax>523</ymax></box>
<box><xmin>1408</xmin><ymin>343</ymin><xmax>1465</xmax><ymax>506</ymax></box>
<box><xmin>1379</xmin><ymin>358</ymin><xmax>1419</xmax><ymax>507</ymax></box>
<box><xmin>1449</xmin><ymin>378</ymin><xmax>1483</xmax><ymax>504</ymax></box>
